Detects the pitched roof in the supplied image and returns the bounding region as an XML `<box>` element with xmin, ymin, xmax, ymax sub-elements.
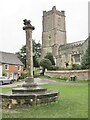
<box><xmin>59</xmin><ymin>40</ymin><xmax>85</xmax><ymax>50</ymax></box>
<box><xmin>0</xmin><ymin>51</ymin><xmax>23</xmax><ymax>65</ymax></box>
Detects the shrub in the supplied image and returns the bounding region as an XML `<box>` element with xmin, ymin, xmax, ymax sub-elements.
<box><xmin>56</xmin><ymin>77</ymin><xmax>68</xmax><ymax>81</ymax></box>
<box><xmin>48</xmin><ymin>65</ymin><xmax>59</xmax><ymax>70</ymax></box>
<box><xmin>65</xmin><ymin>66</ymin><xmax>72</xmax><ymax>70</ymax></box>
<box><xmin>18</xmin><ymin>76</ymin><xmax>24</xmax><ymax>80</ymax></box>
<box><xmin>40</xmin><ymin>58</ymin><xmax>52</xmax><ymax>69</ymax></box>
<box><xmin>72</xmin><ymin>64</ymin><xmax>81</xmax><ymax>70</ymax></box>
<box><xmin>45</xmin><ymin>52</ymin><xmax>55</xmax><ymax>65</ymax></box>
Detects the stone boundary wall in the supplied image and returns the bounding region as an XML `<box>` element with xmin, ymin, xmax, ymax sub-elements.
<box><xmin>45</xmin><ymin>69</ymin><xmax>90</xmax><ymax>80</ymax></box>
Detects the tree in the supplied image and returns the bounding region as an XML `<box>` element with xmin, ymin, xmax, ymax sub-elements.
<box><xmin>16</xmin><ymin>45</ymin><xmax>26</xmax><ymax>68</ymax></box>
<box><xmin>81</xmin><ymin>49</ymin><xmax>88</xmax><ymax>69</ymax></box>
<box><xmin>16</xmin><ymin>40</ymin><xmax>41</xmax><ymax>68</ymax></box>
<box><xmin>81</xmin><ymin>36</ymin><xmax>90</xmax><ymax>69</ymax></box>
<box><xmin>40</xmin><ymin>58</ymin><xmax>52</xmax><ymax>69</ymax></box>
<box><xmin>88</xmin><ymin>36</ymin><xmax>90</xmax><ymax>68</ymax></box>
<box><xmin>33</xmin><ymin>40</ymin><xmax>41</xmax><ymax>58</ymax></box>
<box><xmin>40</xmin><ymin>58</ymin><xmax>52</xmax><ymax>75</ymax></box>
<box><xmin>44</xmin><ymin>52</ymin><xmax>55</xmax><ymax>65</ymax></box>
<box><xmin>33</xmin><ymin>40</ymin><xmax>41</xmax><ymax>67</ymax></box>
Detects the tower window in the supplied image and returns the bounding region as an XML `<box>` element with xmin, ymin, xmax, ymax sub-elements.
<box><xmin>57</xmin><ymin>17</ymin><xmax>61</xmax><ymax>26</ymax></box>
<box><xmin>74</xmin><ymin>54</ymin><xmax>80</xmax><ymax>62</ymax></box>
<box><xmin>48</xmin><ymin>35</ymin><xmax>51</xmax><ymax>39</ymax></box>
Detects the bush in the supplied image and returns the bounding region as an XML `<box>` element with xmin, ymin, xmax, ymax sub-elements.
<box><xmin>45</xmin><ymin>52</ymin><xmax>55</xmax><ymax>65</ymax></box>
<box><xmin>65</xmin><ymin>66</ymin><xmax>72</xmax><ymax>70</ymax></box>
<box><xmin>18</xmin><ymin>76</ymin><xmax>24</xmax><ymax>80</ymax></box>
<box><xmin>72</xmin><ymin>64</ymin><xmax>81</xmax><ymax>70</ymax></box>
<box><xmin>40</xmin><ymin>58</ymin><xmax>52</xmax><ymax>69</ymax></box>
<box><xmin>48</xmin><ymin>65</ymin><xmax>59</xmax><ymax>70</ymax></box>
<box><xmin>56</xmin><ymin>77</ymin><xmax>68</xmax><ymax>81</ymax></box>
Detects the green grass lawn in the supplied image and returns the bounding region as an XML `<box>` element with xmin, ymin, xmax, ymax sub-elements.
<box><xmin>1</xmin><ymin>83</ymin><xmax>88</xmax><ymax>118</ymax></box>
<box><xmin>39</xmin><ymin>75</ymin><xmax>89</xmax><ymax>83</ymax></box>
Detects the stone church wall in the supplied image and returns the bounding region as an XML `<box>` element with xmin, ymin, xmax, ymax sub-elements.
<box><xmin>56</xmin><ymin>42</ymin><xmax>84</xmax><ymax>68</ymax></box>
<box><xmin>45</xmin><ymin>69</ymin><xmax>90</xmax><ymax>80</ymax></box>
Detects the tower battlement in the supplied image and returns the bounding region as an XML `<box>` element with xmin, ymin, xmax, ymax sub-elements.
<box><xmin>43</xmin><ymin>6</ymin><xmax>65</xmax><ymax>17</ymax></box>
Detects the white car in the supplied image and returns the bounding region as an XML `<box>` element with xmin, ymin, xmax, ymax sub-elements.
<box><xmin>0</xmin><ymin>76</ymin><xmax>14</xmax><ymax>85</ymax></box>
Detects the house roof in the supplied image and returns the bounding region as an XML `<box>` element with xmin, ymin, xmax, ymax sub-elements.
<box><xmin>0</xmin><ymin>51</ymin><xmax>23</xmax><ymax>65</ymax></box>
<box><xmin>59</xmin><ymin>40</ymin><xmax>85</xmax><ymax>50</ymax></box>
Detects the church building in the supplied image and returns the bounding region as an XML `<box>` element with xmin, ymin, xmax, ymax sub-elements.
<box><xmin>41</xmin><ymin>6</ymin><xmax>88</xmax><ymax>69</ymax></box>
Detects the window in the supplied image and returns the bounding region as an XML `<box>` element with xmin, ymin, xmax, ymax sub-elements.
<box><xmin>74</xmin><ymin>54</ymin><xmax>80</xmax><ymax>62</ymax></box>
<box><xmin>48</xmin><ymin>35</ymin><xmax>51</xmax><ymax>39</ymax></box>
<box><xmin>57</xmin><ymin>17</ymin><xmax>61</xmax><ymax>26</ymax></box>
<box><xmin>18</xmin><ymin>65</ymin><xmax>21</xmax><ymax>71</ymax></box>
<box><xmin>4</xmin><ymin>64</ymin><xmax>9</xmax><ymax>70</ymax></box>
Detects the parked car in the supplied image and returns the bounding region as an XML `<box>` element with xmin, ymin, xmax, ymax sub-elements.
<box><xmin>0</xmin><ymin>76</ymin><xmax>14</xmax><ymax>85</ymax></box>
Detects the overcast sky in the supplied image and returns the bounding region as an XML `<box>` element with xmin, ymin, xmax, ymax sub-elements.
<box><xmin>0</xmin><ymin>0</ymin><xmax>89</xmax><ymax>53</ymax></box>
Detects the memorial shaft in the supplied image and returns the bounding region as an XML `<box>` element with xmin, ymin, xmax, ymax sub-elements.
<box><xmin>26</xmin><ymin>30</ymin><xmax>33</xmax><ymax>78</ymax></box>
<box><xmin>23</xmin><ymin>19</ymin><xmax>35</xmax><ymax>79</ymax></box>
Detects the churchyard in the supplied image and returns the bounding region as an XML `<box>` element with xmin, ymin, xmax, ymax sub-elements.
<box><xmin>1</xmin><ymin>78</ymin><xmax>88</xmax><ymax>118</ymax></box>
<box><xmin>0</xmin><ymin>6</ymin><xmax>89</xmax><ymax>118</ymax></box>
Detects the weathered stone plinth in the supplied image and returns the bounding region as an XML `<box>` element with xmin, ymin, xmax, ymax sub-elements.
<box><xmin>22</xmin><ymin>77</ymin><xmax>37</xmax><ymax>88</ymax></box>
<box><xmin>1</xmin><ymin>86</ymin><xmax>59</xmax><ymax>108</ymax></box>
<box><xmin>25</xmin><ymin>77</ymin><xmax>34</xmax><ymax>83</ymax></box>
<box><xmin>12</xmin><ymin>87</ymin><xmax>47</xmax><ymax>94</ymax></box>
<box><xmin>1</xmin><ymin>76</ymin><xmax>59</xmax><ymax>108</ymax></box>
<box><xmin>22</xmin><ymin>83</ymin><xmax>37</xmax><ymax>88</ymax></box>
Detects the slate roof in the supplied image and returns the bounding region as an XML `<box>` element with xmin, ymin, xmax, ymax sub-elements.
<box><xmin>0</xmin><ymin>51</ymin><xmax>23</xmax><ymax>65</ymax></box>
<box><xmin>59</xmin><ymin>40</ymin><xmax>85</xmax><ymax>50</ymax></box>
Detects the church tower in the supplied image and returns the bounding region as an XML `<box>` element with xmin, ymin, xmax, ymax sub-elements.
<box><xmin>41</xmin><ymin>6</ymin><xmax>67</xmax><ymax>59</ymax></box>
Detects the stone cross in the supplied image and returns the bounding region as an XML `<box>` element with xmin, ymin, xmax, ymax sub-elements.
<box><xmin>23</xmin><ymin>19</ymin><xmax>35</xmax><ymax>81</ymax></box>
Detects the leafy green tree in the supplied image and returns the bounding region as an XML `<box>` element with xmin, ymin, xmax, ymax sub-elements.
<box><xmin>40</xmin><ymin>58</ymin><xmax>52</xmax><ymax>70</ymax></box>
<box><xmin>44</xmin><ymin>52</ymin><xmax>55</xmax><ymax>65</ymax></box>
<box><xmin>81</xmin><ymin>49</ymin><xmax>88</xmax><ymax>69</ymax></box>
<box><xmin>81</xmin><ymin>36</ymin><xmax>90</xmax><ymax>69</ymax></box>
<box><xmin>16</xmin><ymin>45</ymin><xmax>26</xmax><ymax>68</ymax></box>
<box><xmin>33</xmin><ymin>40</ymin><xmax>41</xmax><ymax>67</ymax></box>
<box><xmin>33</xmin><ymin>40</ymin><xmax>41</xmax><ymax>58</ymax></box>
<box><xmin>39</xmin><ymin>58</ymin><xmax>52</xmax><ymax>75</ymax></box>
<box><xmin>88</xmin><ymin>36</ymin><xmax>90</xmax><ymax>68</ymax></box>
<box><xmin>16</xmin><ymin>40</ymin><xmax>41</xmax><ymax>68</ymax></box>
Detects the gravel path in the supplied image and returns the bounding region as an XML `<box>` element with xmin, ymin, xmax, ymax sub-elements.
<box><xmin>0</xmin><ymin>78</ymin><xmax>58</xmax><ymax>88</ymax></box>
<box><xmin>0</xmin><ymin>78</ymin><xmax>88</xmax><ymax>88</ymax></box>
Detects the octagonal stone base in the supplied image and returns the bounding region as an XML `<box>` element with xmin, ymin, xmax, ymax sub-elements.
<box><xmin>1</xmin><ymin>77</ymin><xmax>59</xmax><ymax>109</ymax></box>
<box><xmin>2</xmin><ymin>90</ymin><xmax>59</xmax><ymax>108</ymax></box>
